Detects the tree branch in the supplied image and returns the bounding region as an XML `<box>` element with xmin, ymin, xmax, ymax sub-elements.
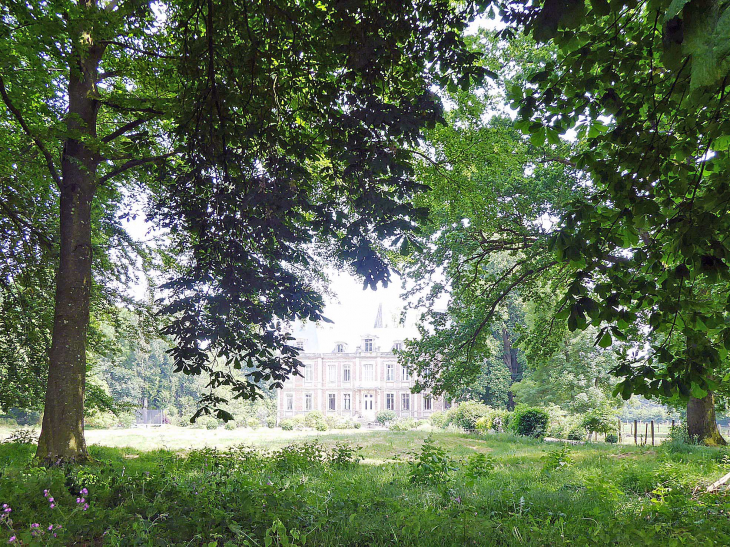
<box><xmin>0</xmin><ymin>199</ymin><xmax>55</xmax><ymax>250</ymax></box>
<box><xmin>101</xmin><ymin>118</ymin><xmax>150</xmax><ymax>143</ymax></box>
<box><xmin>101</xmin><ymin>40</ymin><xmax>180</xmax><ymax>60</ymax></box>
<box><xmin>0</xmin><ymin>75</ymin><xmax>62</xmax><ymax>187</ymax></box>
<box><xmin>97</xmin><ymin>152</ymin><xmax>175</xmax><ymax>186</ymax></box>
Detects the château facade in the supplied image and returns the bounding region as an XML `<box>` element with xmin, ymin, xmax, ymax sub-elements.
<box><xmin>277</xmin><ymin>307</ymin><xmax>449</xmax><ymax>423</ymax></box>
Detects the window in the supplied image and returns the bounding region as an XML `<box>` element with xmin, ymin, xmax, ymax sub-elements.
<box><xmin>401</xmin><ymin>393</ymin><xmax>410</xmax><ymax>411</ymax></box>
<box><xmin>386</xmin><ymin>363</ymin><xmax>394</xmax><ymax>381</ymax></box>
<box><xmin>336</xmin><ymin>343</ymin><xmax>344</xmax><ymax>353</ymax></box>
<box><xmin>296</xmin><ymin>341</ymin><xmax>304</xmax><ymax>350</ymax></box>
<box><xmin>364</xmin><ymin>338</ymin><xmax>373</xmax><ymax>352</ymax></box>
<box><xmin>363</xmin><ymin>364</ymin><xmax>374</xmax><ymax>381</ymax></box>
<box><xmin>424</xmin><ymin>395</ymin><xmax>432</xmax><ymax>411</ymax></box>
<box><xmin>444</xmin><ymin>399</ymin><xmax>452</xmax><ymax>410</ymax></box>
<box><xmin>305</xmin><ymin>393</ymin><xmax>313</xmax><ymax>411</ymax></box>
<box><xmin>285</xmin><ymin>394</ymin><xmax>293</xmax><ymax>411</ymax></box>
<box><xmin>364</xmin><ymin>394</ymin><xmax>373</xmax><ymax>410</ymax></box>
<box><xmin>328</xmin><ymin>393</ymin><xmax>336</xmax><ymax>411</ymax></box>
<box><xmin>386</xmin><ymin>393</ymin><xmax>395</xmax><ymax>410</ymax></box>
<box><xmin>402</xmin><ymin>366</ymin><xmax>411</xmax><ymax>381</ymax></box>
<box><xmin>328</xmin><ymin>364</ymin><xmax>337</xmax><ymax>383</ymax></box>
<box><xmin>343</xmin><ymin>364</ymin><xmax>351</xmax><ymax>382</ymax></box>
<box><xmin>304</xmin><ymin>364</ymin><xmax>313</xmax><ymax>381</ymax></box>
<box><xmin>393</xmin><ymin>342</ymin><xmax>403</xmax><ymax>351</ymax></box>
<box><xmin>344</xmin><ymin>393</ymin><xmax>351</xmax><ymax>410</ymax></box>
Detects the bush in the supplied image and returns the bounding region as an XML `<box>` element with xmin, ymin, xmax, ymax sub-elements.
<box><xmin>409</xmin><ymin>435</ymin><xmax>454</xmax><ymax>485</ymax></box>
<box><xmin>266</xmin><ymin>417</ymin><xmax>277</xmax><ymax>428</ymax></box>
<box><xmin>224</xmin><ymin>421</ymin><xmax>237</xmax><ymax>430</ymax></box>
<box><xmin>280</xmin><ymin>419</ymin><xmax>294</xmax><ymax>431</ymax></box>
<box><xmin>430</xmin><ymin>411</ymin><xmax>448</xmax><ymax>429</ymax></box>
<box><xmin>246</xmin><ymin>417</ymin><xmax>260</xmax><ymax>429</ymax></box>
<box><xmin>605</xmin><ymin>433</ymin><xmax>618</xmax><ymax>444</ymax></box>
<box><xmin>325</xmin><ymin>415</ymin><xmax>340</xmax><ymax>429</ymax></box>
<box><xmin>2</xmin><ymin>428</ymin><xmax>38</xmax><ymax>445</ymax></box>
<box><xmin>510</xmin><ymin>406</ymin><xmax>550</xmax><ymax>438</ymax></box>
<box><xmin>305</xmin><ymin>411</ymin><xmax>325</xmax><ymax>429</ymax></box>
<box><xmin>464</xmin><ymin>452</ymin><xmax>495</xmax><ymax>479</ymax></box>
<box><xmin>315</xmin><ymin>421</ymin><xmax>328</xmax><ymax>431</ymax></box>
<box><xmin>567</xmin><ymin>427</ymin><xmax>586</xmax><ymax>441</ymax></box>
<box><xmin>450</xmin><ymin>401</ymin><xmax>491</xmax><ymax>430</ymax></box>
<box><xmin>580</xmin><ymin>407</ymin><xmax>617</xmax><ymax>435</ymax></box>
<box><xmin>353</xmin><ymin>422</ymin><xmax>362</xmax><ymax>429</ymax></box>
<box><xmin>475</xmin><ymin>416</ymin><xmax>492</xmax><ymax>433</ymax></box>
<box><xmin>206</xmin><ymin>419</ymin><xmax>219</xmax><ymax>430</ymax></box>
<box><xmin>376</xmin><ymin>410</ymin><xmax>397</xmax><ymax>425</ymax></box>
<box><xmin>489</xmin><ymin>410</ymin><xmax>510</xmax><ymax>432</ymax></box>
<box><xmin>390</xmin><ymin>418</ymin><xmax>416</xmax><ymax>431</ymax></box>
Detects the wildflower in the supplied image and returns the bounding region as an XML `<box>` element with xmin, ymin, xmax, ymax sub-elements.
<box><xmin>50</xmin><ymin>503</ymin><xmax>55</xmax><ymax>509</ymax></box>
<box><xmin>43</xmin><ymin>490</ymin><xmax>49</xmax><ymax>497</ymax></box>
<box><xmin>76</xmin><ymin>497</ymin><xmax>85</xmax><ymax>504</ymax></box>
<box><xmin>8</xmin><ymin>536</ymin><xmax>16</xmax><ymax>543</ymax></box>
<box><xmin>31</xmin><ymin>523</ymin><xmax>39</xmax><ymax>528</ymax></box>
<box><xmin>3</xmin><ymin>507</ymin><xmax>10</xmax><ymax>513</ymax></box>
<box><xmin>80</xmin><ymin>488</ymin><xmax>88</xmax><ymax>495</ymax></box>
<box><xmin>48</xmin><ymin>497</ymin><xmax>54</xmax><ymax>503</ymax></box>
<box><xmin>48</xmin><ymin>525</ymin><xmax>53</xmax><ymax>531</ymax></box>
<box><xmin>83</xmin><ymin>503</ymin><xmax>89</xmax><ymax>511</ymax></box>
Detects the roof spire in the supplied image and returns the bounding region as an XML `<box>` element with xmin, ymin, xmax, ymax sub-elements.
<box><xmin>374</xmin><ymin>303</ymin><xmax>383</xmax><ymax>329</ymax></box>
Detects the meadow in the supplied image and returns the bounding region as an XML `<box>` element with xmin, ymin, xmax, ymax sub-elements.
<box><xmin>2</xmin><ymin>429</ymin><xmax>730</xmax><ymax>545</ymax></box>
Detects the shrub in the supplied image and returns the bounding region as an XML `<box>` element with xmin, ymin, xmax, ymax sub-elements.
<box><xmin>353</xmin><ymin>422</ymin><xmax>362</xmax><ymax>429</ymax></box>
<box><xmin>605</xmin><ymin>433</ymin><xmax>618</xmax><ymax>444</ymax></box>
<box><xmin>430</xmin><ymin>411</ymin><xmax>448</xmax><ymax>429</ymax></box>
<box><xmin>489</xmin><ymin>410</ymin><xmax>510</xmax><ymax>432</ymax></box>
<box><xmin>567</xmin><ymin>427</ymin><xmax>586</xmax><ymax>441</ymax></box>
<box><xmin>474</xmin><ymin>416</ymin><xmax>492</xmax><ymax>433</ymax></box>
<box><xmin>510</xmin><ymin>407</ymin><xmax>550</xmax><ymax>438</ymax></box>
<box><xmin>330</xmin><ymin>443</ymin><xmax>363</xmax><ymax>467</ymax></box>
<box><xmin>280</xmin><ymin>419</ymin><xmax>294</xmax><ymax>431</ymax></box>
<box><xmin>292</xmin><ymin>415</ymin><xmax>307</xmax><ymax>430</ymax></box>
<box><xmin>409</xmin><ymin>435</ymin><xmax>454</xmax><ymax>485</ymax></box>
<box><xmin>376</xmin><ymin>410</ymin><xmax>397</xmax><ymax>425</ymax></box>
<box><xmin>542</xmin><ymin>444</ymin><xmax>573</xmax><ymax>473</ymax></box>
<box><xmin>206</xmin><ymin>420</ymin><xmax>219</xmax><ymax>430</ymax></box>
<box><xmin>2</xmin><ymin>429</ymin><xmax>38</xmax><ymax>445</ymax></box>
<box><xmin>390</xmin><ymin>418</ymin><xmax>416</xmax><ymax>431</ymax></box>
<box><xmin>315</xmin><ymin>421</ymin><xmax>328</xmax><ymax>431</ymax></box>
<box><xmin>325</xmin><ymin>415</ymin><xmax>341</xmax><ymax>429</ymax></box>
<box><xmin>450</xmin><ymin>401</ymin><xmax>491</xmax><ymax>430</ymax></box>
<box><xmin>246</xmin><ymin>417</ymin><xmax>260</xmax><ymax>429</ymax></box>
<box><xmin>580</xmin><ymin>407</ymin><xmax>617</xmax><ymax>435</ymax></box>
<box><xmin>273</xmin><ymin>441</ymin><xmax>327</xmax><ymax>472</ymax></box>
<box><xmin>305</xmin><ymin>411</ymin><xmax>325</xmax><ymax>429</ymax></box>
<box><xmin>224</xmin><ymin>421</ymin><xmax>237</xmax><ymax>430</ymax></box>
<box><xmin>464</xmin><ymin>452</ymin><xmax>495</xmax><ymax>479</ymax></box>
<box><xmin>266</xmin><ymin>417</ymin><xmax>277</xmax><ymax>428</ymax></box>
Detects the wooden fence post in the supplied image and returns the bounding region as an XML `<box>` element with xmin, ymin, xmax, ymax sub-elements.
<box><xmin>644</xmin><ymin>422</ymin><xmax>648</xmax><ymax>446</ymax></box>
<box><xmin>634</xmin><ymin>419</ymin><xmax>638</xmax><ymax>445</ymax></box>
<box><xmin>618</xmin><ymin>418</ymin><xmax>622</xmax><ymax>443</ymax></box>
<box><xmin>651</xmin><ymin>420</ymin><xmax>655</xmax><ymax>446</ymax></box>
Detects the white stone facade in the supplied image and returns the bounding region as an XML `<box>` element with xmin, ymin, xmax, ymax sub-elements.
<box><xmin>277</xmin><ymin>329</ymin><xmax>448</xmax><ymax>423</ymax></box>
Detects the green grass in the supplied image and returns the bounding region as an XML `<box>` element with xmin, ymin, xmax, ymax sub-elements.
<box><xmin>2</xmin><ymin>431</ymin><xmax>730</xmax><ymax>545</ymax></box>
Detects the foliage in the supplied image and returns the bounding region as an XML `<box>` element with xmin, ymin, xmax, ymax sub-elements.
<box><xmin>1</xmin><ymin>429</ymin><xmax>38</xmax><ymax>446</ymax></box>
<box><xmin>605</xmin><ymin>433</ymin><xmax>618</xmax><ymax>444</ymax></box>
<box><xmin>580</xmin><ymin>406</ymin><xmax>618</xmax><ymax>436</ymax></box>
<box><xmin>3</xmin><ymin>431</ymin><xmax>730</xmax><ymax>545</ymax></box>
<box><xmin>499</xmin><ymin>0</ymin><xmax>730</xmax><ymax>402</ymax></box>
<box><xmin>510</xmin><ymin>407</ymin><xmax>550</xmax><ymax>438</ymax></box>
<box><xmin>463</xmin><ymin>453</ymin><xmax>495</xmax><ymax>480</ymax></box>
<box><xmin>390</xmin><ymin>418</ymin><xmax>418</xmax><ymax>431</ymax></box>
<box><xmin>447</xmin><ymin>401</ymin><xmax>492</xmax><ymax>430</ymax></box>
<box><xmin>280</xmin><ymin>420</ymin><xmax>294</xmax><ymax>431</ymax></box>
<box><xmin>376</xmin><ymin>410</ymin><xmax>397</xmax><ymax>425</ymax></box>
<box><xmin>408</xmin><ymin>435</ymin><xmax>454</xmax><ymax>486</ymax></box>
<box><xmin>430</xmin><ymin>411</ymin><xmax>448</xmax><ymax>429</ymax></box>
<box><xmin>566</xmin><ymin>428</ymin><xmax>585</xmax><ymax>442</ymax></box>
<box><xmin>541</xmin><ymin>444</ymin><xmax>573</xmax><ymax>473</ymax></box>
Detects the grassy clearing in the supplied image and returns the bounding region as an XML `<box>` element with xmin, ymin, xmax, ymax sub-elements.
<box><xmin>2</xmin><ymin>431</ymin><xmax>730</xmax><ymax>545</ymax></box>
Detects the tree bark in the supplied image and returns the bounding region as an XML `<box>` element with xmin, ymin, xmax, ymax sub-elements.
<box><xmin>36</xmin><ymin>20</ymin><xmax>104</xmax><ymax>464</ymax></box>
<box><xmin>502</xmin><ymin>328</ymin><xmax>520</xmax><ymax>411</ymax></box>
<box><xmin>687</xmin><ymin>392</ymin><xmax>727</xmax><ymax>446</ymax></box>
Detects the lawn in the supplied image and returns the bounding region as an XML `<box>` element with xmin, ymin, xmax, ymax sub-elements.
<box><xmin>2</xmin><ymin>430</ymin><xmax>730</xmax><ymax>545</ymax></box>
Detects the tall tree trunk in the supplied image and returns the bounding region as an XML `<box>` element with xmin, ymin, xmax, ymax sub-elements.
<box><xmin>687</xmin><ymin>392</ymin><xmax>727</xmax><ymax>446</ymax></box>
<box><xmin>36</xmin><ymin>22</ymin><xmax>103</xmax><ymax>464</ymax></box>
<box><xmin>502</xmin><ymin>328</ymin><xmax>519</xmax><ymax>411</ymax></box>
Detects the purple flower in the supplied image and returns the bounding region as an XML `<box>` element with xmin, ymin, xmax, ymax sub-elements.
<box><xmin>8</xmin><ymin>536</ymin><xmax>16</xmax><ymax>543</ymax></box>
<box><xmin>48</xmin><ymin>497</ymin><xmax>54</xmax><ymax>503</ymax></box>
<box><xmin>3</xmin><ymin>507</ymin><xmax>10</xmax><ymax>514</ymax></box>
<box><xmin>43</xmin><ymin>490</ymin><xmax>49</xmax><ymax>497</ymax></box>
<box><xmin>50</xmin><ymin>503</ymin><xmax>55</xmax><ymax>509</ymax></box>
<box><xmin>48</xmin><ymin>525</ymin><xmax>53</xmax><ymax>531</ymax></box>
<box><xmin>83</xmin><ymin>503</ymin><xmax>89</xmax><ymax>511</ymax></box>
<box><xmin>76</xmin><ymin>497</ymin><xmax>85</xmax><ymax>504</ymax></box>
<box><xmin>31</xmin><ymin>523</ymin><xmax>39</xmax><ymax>528</ymax></box>
<box><xmin>80</xmin><ymin>488</ymin><xmax>88</xmax><ymax>495</ymax></box>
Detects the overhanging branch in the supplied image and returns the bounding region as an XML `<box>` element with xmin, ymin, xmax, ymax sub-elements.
<box><xmin>0</xmin><ymin>75</ymin><xmax>62</xmax><ymax>187</ymax></box>
<box><xmin>97</xmin><ymin>152</ymin><xmax>175</xmax><ymax>186</ymax></box>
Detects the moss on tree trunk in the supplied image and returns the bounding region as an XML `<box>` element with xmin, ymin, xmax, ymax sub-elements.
<box><xmin>687</xmin><ymin>392</ymin><xmax>726</xmax><ymax>446</ymax></box>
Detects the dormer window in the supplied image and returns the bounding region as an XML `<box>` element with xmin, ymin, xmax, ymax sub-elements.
<box><xmin>335</xmin><ymin>343</ymin><xmax>344</xmax><ymax>353</ymax></box>
<box><xmin>364</xmin><ymin>338</ymin><xmax>373</xmax><ymax>352</ymax></box>
<box><xmin>393</xmin><ymin>342</ymin><xmax>403</xmax><ymax>351</ymax></box>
